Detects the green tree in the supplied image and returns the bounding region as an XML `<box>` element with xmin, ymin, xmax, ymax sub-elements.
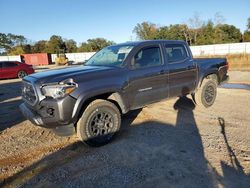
<box><xmin>133</xmin><ymin>22</ymin><xmax>158</xmax><ymax>40</ymax></box>
<box><xmin>196</xmin><ymin>21</ymin><xmax>216</xmax><ymax>45</ymax></box>
<box><xmin>0</xmin><ymin>33</ymin><xmax>12</xmax><ymax>52</ymax></box>
<box><xmin>77</xmin><ymin>42</ymin><xmax>92</xmax><ymax>52</ymax></box>
<box><xmin>46</xmin><ymin>35</ymin><xmax>65</xmax><ymax>53</ymax></box>
<box><xmin>243</xmin><ymin>17</ymin><xmax>250</xmax><ymax>42</ymax></box>
<box><xmin>7</xmin><ymin>44</ymin><xmax>32</xmax><ymax>55</ymax></box>
<box><xmin>156</xmin><ymin>26</ymin><xmax>169</xmax><ymax>39</ymax></box>
<box><xmin>0</xmin><ymin>33</ymin><xmax>28</xmax><ymax>55</ymax></box>
<box><xmin>247</xmin><ymin>17</ymin><xmax>250</xmax><ymax>30</ymax></box>
<box><xmin>0</xmin><ymin>33</ymin><xmax>26</xmax><ymax>53</ymax></box>
<box><xmin>8</xmin><ymin>45</ymin><xmax>25</xmax><ymax>55</ymax></box>
<box><xmin>32</xmin><ymin>40</ymin><xmax>47</xmax><ymax>53</ymax></box>
<box><xmin>22</xmin><ymin>44</ymin><xmax>32</xmax><ymax>54</ymax></box>
<box><xmin>243</xmin><ymin>32</ymin><xmax>250</xmax><ymax>42</ymax></box>
<box><xmin>87</xmin><ymin>38</ymin><xmax>114</xmax><ymax>51</ymax></box>
<box><xmin>8</xmin><ymin>33</ymin><xmax>26</xmax><ymax>46</ymax></box>
<box><xmin>156</xmin><ymin>24</ymin><xmax>189</xmax><ymax>42</ymax></box>
<box><xmin>65</xmin><ymin>39</ymin><xmax>77</xmax><ymax>53</ymax></box>
<box><xmin>215</xmin><ymin>24</ymin><xmax>242</xmax><ymax>43</ymax></box>
<box><xmin>78</xmin><ymin>38</ymin><xmax>114</xmax><ymax>52</ymax></box>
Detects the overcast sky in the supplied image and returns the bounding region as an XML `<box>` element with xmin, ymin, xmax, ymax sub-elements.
<box><xmin>0</xmin><ymin>0</ymin><xmax>249</xmax><ymax>44</ymax></box>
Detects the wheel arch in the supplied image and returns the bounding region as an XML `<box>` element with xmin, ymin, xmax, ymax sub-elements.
<box><xmin>198</xmin><ymin>70</ymin><xmax>219</xmax><ymax>89</ymax></box>
<box><xmin>72</xmin><ymin>91</ymin><xmax>128</xmax><ymax>124</ymax></box>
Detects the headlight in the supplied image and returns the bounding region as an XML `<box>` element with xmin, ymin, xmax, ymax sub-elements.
<box><xmin>41</xmin><ymin>79</ymin><xmax>77</xmax><ymax>99</ymax></box>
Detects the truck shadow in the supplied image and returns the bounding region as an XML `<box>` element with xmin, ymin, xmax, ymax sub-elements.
<box><xmin>1</xmin><ymin>97</ymin><xmax>249</xmax><ymax>187</ymax></box>
<box><xmin>0</xmin><ymin>80</ymin><xmax>24</xmax><ymax>131</ymax></box>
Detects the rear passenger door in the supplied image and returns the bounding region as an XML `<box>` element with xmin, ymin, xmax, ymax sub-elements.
<box><xmin>165</xmin><ymin>43</ymin><xmax>197</xmax><ymax>97</ymax></box>
<box><xmin>127</xmin><ymin>45</ymin><xmax>168</xmax><ymax>109</ymax></box>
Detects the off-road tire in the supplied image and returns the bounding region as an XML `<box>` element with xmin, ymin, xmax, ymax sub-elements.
<box><xmin>195</xmin><ymin>77</ymin><xmax>218</xmax><ymax>108</ymax></box>
<box><xmin>77</xmin><ymin>99</ymin><xmax>121</xmax><ymax>147</ymax></box>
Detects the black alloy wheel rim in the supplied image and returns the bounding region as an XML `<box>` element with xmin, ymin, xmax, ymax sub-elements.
<box><xmin>204</xmin><ymin>85</ymin><xmax>215</xmax><ymax>103</ymax></box>
<box><xmin>18</xmin><ymin>71</ymin><xmax>27</xmax><ymax>78</ymax></box>
<box><xmin>89</xmin><ymin>111</ymin><xmax>114</xmax><ymax>137</ymax></box>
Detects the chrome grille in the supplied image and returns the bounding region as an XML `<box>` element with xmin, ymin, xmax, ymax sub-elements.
<box><xmin>22</xmin><ymin>81</ymin><xmax>37</xmax><ymax>105</ymax></box>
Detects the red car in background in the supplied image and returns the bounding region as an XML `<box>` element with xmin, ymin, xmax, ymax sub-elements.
<box><xmin>0</xmin><ymin>61</ymin><xmax>34</xmax><ymax>79</ymax></box>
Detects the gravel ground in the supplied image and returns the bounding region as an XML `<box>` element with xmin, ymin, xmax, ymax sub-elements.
<box><xmin>228</xmin><ymin>71</ymin><xmax>250</xmax><ymax>83</ymax></box>
<box><xmin>0</xmin><ymin>70</ymin><xmax>250</xmax><ymax>188</ymax></box>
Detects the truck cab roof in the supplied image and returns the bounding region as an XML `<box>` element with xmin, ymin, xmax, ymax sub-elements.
<box><xmin>114</xmin><ymin>40</ymin><xmax>188</xmax><ymax>47</ymax></box>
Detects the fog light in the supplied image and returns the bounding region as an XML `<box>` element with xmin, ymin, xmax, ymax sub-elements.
<box><xmin>47</xmin><ymin>108</ymin><xmax>54</xmax><ymax>116</ymax></box>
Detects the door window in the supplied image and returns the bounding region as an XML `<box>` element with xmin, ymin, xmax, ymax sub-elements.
<box><xmin>3</xmin><ymin>61</ymin><xmax>18</xmax><ymax>68</ymax></box>
<box><xmin>165</xmin><ymin>44</ymin><xmax>188</xmax><ymax>63</ymax></box>
<box><xmin>133</xmin><ymin>47</ymin><xmax>162</xmax><ymax>69</ymax></box>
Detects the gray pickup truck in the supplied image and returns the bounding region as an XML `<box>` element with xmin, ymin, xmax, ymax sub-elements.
<box><xmin>20</xmin><ymin>40</ymin><xmax>229</xmax><ymax>146</ymax></box>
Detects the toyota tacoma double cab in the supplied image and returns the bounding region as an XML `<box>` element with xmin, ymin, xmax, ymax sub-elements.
<box><xmin>20</xmin><ymin>40</ymin><xmax>229</xmax><ymax>146</ymax></box>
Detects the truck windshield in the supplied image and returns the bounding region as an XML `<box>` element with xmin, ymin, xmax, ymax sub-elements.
<box><xmin>85</xmin><ymin>45</ymin><xmax>134</xmax><ymax>67</ymax></box>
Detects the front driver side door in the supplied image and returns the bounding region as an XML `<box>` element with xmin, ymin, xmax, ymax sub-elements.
<box><xmin>126</xmin><ymin>45</ymin><xmax>169</xmax><ymax>109</ymax></box>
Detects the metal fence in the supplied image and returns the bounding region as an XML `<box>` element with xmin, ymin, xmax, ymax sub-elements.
<box><xmin>190</xmin><ymin>42</ymin><xmax>250</xmax><ymax>56</ymax></box>
<box><xmin>0</xmin><ymin>52</ymin><xmax>96</xmax><ymax>64</ymax></box>
<box><xmin>0</xmin><ymin>55</ymin><xmax>21</xmax><ymax>62</ymax></box>
<box><xmin>51</xmin><ymin>52</ymin><xmax>96</xmax><ymax>63</ymax></box>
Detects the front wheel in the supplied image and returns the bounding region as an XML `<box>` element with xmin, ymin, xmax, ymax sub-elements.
<box><xmin>194</xmin><ymin>78</ymin><xmax>217</xmax><ymax>108</ymax></box>
<box><xmin>77</xmin><ymin>99</ymin><xmax>121</xmax><ymax>147</ymax></box>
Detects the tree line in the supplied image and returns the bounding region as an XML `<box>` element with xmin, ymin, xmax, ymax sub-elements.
<box><xmin>1</xmin><ymin>15</ymin><xmax>250</xmax><ymax>55</ymax></box>
<box><xmin>0</xmin><ymin>34</ymin><xmax>114</xmax><ymax>55</ymax></box>
<box><xmin>133</xmin><ymin>15</ymin><xmax>250</xmax><ymax>45</ymax></box>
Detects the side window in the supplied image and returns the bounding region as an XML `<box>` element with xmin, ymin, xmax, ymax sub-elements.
<box><xmin>133</xmin><ymin>47</ymin><xmax>161</xmax><ymax>69</ymax></box>
<box><xmin>3</xmin><ymin>61</ymin><xmax>17</xmax><ymax>68</ymax></box>
<box><xmin>165</xmin><ymin>44</ymin><xmax>188</xmax><ymax>63</ymax></box>
<box><xmin>0</xmin><ymin>62</ymin><xmax>3</xmax><ymax>68</ymax></box>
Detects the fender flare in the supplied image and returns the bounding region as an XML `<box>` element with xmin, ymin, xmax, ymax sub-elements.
<box><xmin>198</xmin><ymin>69</ymin><xmax>218</xmax><ymax>88</ymax></box>
<box><xmin>71</xmin><ymin>90</ymin><xmax>128</xmax><ymax>124</ymax></box>
<box><xmin>107</xmin><ymin>92</ymin><xmax>128</xmax><ymax>114</ymax></box>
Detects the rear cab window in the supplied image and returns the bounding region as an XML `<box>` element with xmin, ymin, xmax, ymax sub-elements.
<box><xmin>165</xmin><ymin>44</ymin><xmax>189</xmax><ymax>63</ymax></box>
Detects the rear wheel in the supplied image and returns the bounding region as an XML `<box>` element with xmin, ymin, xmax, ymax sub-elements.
<box><xmin>194</xmin><ymin>76</ymin><xmax>217</xmax><ymax>108</ymax></box>
<box><xmin>17</xmin><ymin>70</ymin><xmax>27</xmax><ymax>78</ymax></box>
<box><xmin>77</xmin><ymin>99</ymin><xmax>121</xmax><ymax>147</ymax></box>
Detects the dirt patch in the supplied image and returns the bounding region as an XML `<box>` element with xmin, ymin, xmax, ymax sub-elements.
<box><xmin>0</xmin><ymin>122</ymin><xmax>77</xmax><ymax>181</ymax></box>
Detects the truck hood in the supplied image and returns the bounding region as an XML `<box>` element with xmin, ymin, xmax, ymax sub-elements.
<box><xmin>29</xmin><ymin>65</ymin><xmax>116</xmax><ymax>84</ymax></box>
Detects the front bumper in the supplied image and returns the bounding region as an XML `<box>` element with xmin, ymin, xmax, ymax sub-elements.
<box><xmin>19</xmin><ymin>103</ymin><xmax>44</xmax><ymax>125</ymax></box>
<box><xmin>19</xmin><ymin>95</ymin><xmax>77</xmax><ymax>135</ymax></box>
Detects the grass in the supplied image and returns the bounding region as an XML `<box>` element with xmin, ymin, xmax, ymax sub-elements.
<box><xmin>194</xmin><ymin>54</ymin><xmax>250</xmax><ymax>71</ymax></box>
